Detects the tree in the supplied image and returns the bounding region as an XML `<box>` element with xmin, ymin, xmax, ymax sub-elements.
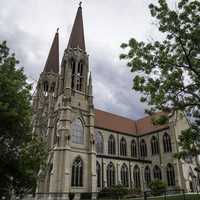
<box><xmin>120</xmin><ymin>0</ymin><xmax>200</xmax><ymax>166</ymax></box>
<box><xmin>0</xmin><ymin>41</ymin><xmax>48</xmax><ymax>199</ymax></box>
<box><xmin>149</xmin><ymin>180</ymin><xmax>167</xmax><ymax>196</ymax></box>
<box><xmin>175</xmin><ymin>126</ymin><xmax>200</xmax><ymax>168</ymax></box>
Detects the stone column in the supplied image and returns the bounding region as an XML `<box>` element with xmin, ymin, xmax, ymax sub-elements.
<box><xmin>103</xmin><ymin>161</ymin><xmax>107</xmax><ymax>188</ymax></box>
<box><xmin>140</xmin><ymin>165</ymin><xmax>144</xmax><ymax>191</ymax></box>
<box><xmin>117</xmin><ymin>162</ymin><xmax>120</xmax><ymax>185</ymax></box>
<box><xmin>161</xmin><ymin>163</ymin><xmax>166</xmax><ymax>186</ymax></box>
<box><xmin>49</xmin><ymin>102</ymin><xmax>71</xmax><ymax>200</ymax></box>
<box><xmin>129</xmin><ymin>163</ymin><xmax>133</xmax><ymax>189</ymax></box>
<box><xmin>88</xmin><ymin>110</ymin><xmax>97</xmax><ymax>199</ymax></box>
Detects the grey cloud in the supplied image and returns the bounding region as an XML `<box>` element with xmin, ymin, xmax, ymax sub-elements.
<box><xmin>0</xmin><ymin>0</ymin><xmax>156</xmax><ymax>120</ymax></box>
<box><xmin>90</xmin><ymin>46</ymin><xmax>147</xmax><ymax>119</ymax></box>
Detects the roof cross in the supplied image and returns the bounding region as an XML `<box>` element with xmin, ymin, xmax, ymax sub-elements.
<box><xmin>79</xmin><ymin>1</ymin><xmax>82</xmax><ymax>7</ymax></box>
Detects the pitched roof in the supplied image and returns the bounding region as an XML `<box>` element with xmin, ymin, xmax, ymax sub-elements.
<box><xmin>94</xmin><ymin>109</ymin><xmax>169</xmax><ymax>135</ymax></box>
<box><xmin>43</xmin><ymin>31</ymin><xmax>59</xmax><ymax>73</ymax></box>
<box><xmin>94</xmin><ymin>109</ymin><xmax>137</xmax><ymax>135</ymax></box>
<box><xmin>136</xmin><ymin>112</ymin><xmax>169</xmax><ymax>135</ymax></box>
<box><xmin>67</xmin><ymin>5</ymin><xmax>85</xmax><ymax>51</ymax></box>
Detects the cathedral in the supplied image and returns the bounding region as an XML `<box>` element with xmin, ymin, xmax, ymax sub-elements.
<box><xmin>32</xmin><ymin>4</ymin><xmax>199</xmax><ymax>199</ymax></box>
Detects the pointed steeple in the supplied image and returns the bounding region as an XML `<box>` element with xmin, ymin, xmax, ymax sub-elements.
<box><xmin>67</xmin><ymin>2</ymin><xmax>86</xmax><ymax>51</ymax></box>
<box><xmin>43</xmin><ymin>29</ymin><xmax>59</xmax><ymax>73</ymax></box>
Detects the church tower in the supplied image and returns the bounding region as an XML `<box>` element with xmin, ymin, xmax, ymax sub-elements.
<box><xmin>34</xmin><ymin>3</ymin><xmax>97</xmax><ymax>198</ymax></box>
<box><xmin>32</xmin><ymin>30</ymin><xmax>59</xmax><ymax>142</ymax></box>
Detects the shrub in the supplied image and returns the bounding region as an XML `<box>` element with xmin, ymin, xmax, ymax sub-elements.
<box><xmin>98</xmin><ymin>185</ymin><xmax>129</xmax><ymax>199</ymax></box>
<box><xmin>149</xmin><ymin>179</ymin><xmax>167</xmax><ymax>196</ymax></box>
<box><xmin>81</xmin><ymin>193</ymin><xmax>92</xmax><ymax>200</ymax></box>
<box><xmin>129</xmin><ymin>187</ymin><xmax>142</xmax><ymax>195</ymax></box>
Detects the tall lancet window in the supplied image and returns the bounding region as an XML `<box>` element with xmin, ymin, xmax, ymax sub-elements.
<box><xmin>76</xmin><ymin>61</ymin><xmax>83</xmax><ymax>91</ymax></box>
<box><xmin>131</xmin><ymin>139</ymin><xmax>137</xmax><ymax>157</ymax></box>
<box><xmin>71</xmin><ymin>119</ymin><xmax>84</xmax><ymax>144</ymax></box>
<box><xmin>96</xmin><ymin>161</ymin><xmax>101</xmax><ymax>188</ymax></box>
<box><xmin>120</xmin><ymin>137</ymin><xmax>127</xmax><ymax>156</ymax></box>
<box><xmin>108</xmin><ymin>135</ymin><xmax>116</xmax><ymax>155</ymax></box>
<box><xmin>151</xmin><ymin>136</ymin><xmax>159</xmax><ymax>155</ymax></box>
<box><xmin>163</xmin><ymin>132</ymin><xmax>172</xmax><ymax>153</ymax></box>
<box><xmin>133</xmin><ymin>165</ymin><xmax>141</xmax><ymax>188</ymax></box>
<box><xmin>144</xmin><ymin>166</ymin><xmax>151</xmax><ymax>186</ymax></box>
<box><xmin>107</xmin><ymin>162</ymin><xmax>115</xmax><ymax>188</ymax></box>
<box><xmin>121</xmin><ymin>164</ymin><xmax>129</xmax><ymax>187</ymax></box>
<box><xmin>96</xmin><ymin>131</ymin><xmax>104</xmax><ymax>154</ymax></box>
<box><xmin>166</xmin><ymin>163</ymin><xmax>175</xmax><ymax>186</ymax></box>
<box><xmin>140</xmin><ymin>139</ymin><xmax>147</xmax><ymax>157</ymax></box>
<box><xmin>71</xmin><ymin>157</ymin><xmax>83</xmax><ymax>187</ymax></box>
<box><xmin>71</xmin><ymin>59</ymin><xmax>76</xmax><ymax>89</ymax></box>
<box><xmin>43</xmin><ymin>81</ymin><xmax>49</xmax><ymax>96</ymax></box>
<box><xmin>153</xmin><ymin>165</ymin><xmax>162</xmax><ymax>180</ymax></box>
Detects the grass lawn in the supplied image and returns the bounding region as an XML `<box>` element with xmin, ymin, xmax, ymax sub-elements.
<box><xmin>130</xmin><ymin>193</ymin><xmax>200</xmax><ymax>200</ymax></box>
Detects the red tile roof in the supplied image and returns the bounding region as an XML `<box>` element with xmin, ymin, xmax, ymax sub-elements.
<box><xmin>136</xmin><ymin>113</ymin><xmax>169</xmax><ymax>135</ymax></box>
<box><xmin>94</xmin><ymin>109</ymin><xmax>137</xmax><ymax>135</ymax></box>
<box><xmin>94</xmin><ymin>109</ymin><xmax>169</xmax><ymax>135</ymax></box>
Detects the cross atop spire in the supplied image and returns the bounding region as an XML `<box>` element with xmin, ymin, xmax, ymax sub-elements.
<box><xmin>67</xmin><ymin>3</ymin><xmax>85</xmax><ymax>51</ymax></box>
<box><xmin>79</xmin><ymin>1</ymin><xmax>82</xmax><ymax>7</ymax></box>
<box><xmin>43</xmin><ymin>30</ymin><xmax>59</xmax><ymax>73</ymax></box>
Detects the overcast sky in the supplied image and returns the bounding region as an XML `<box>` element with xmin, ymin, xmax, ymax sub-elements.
<box><xmin>0</xmin><ymin>0</ymin><xmax>175</xmax><ymax>119</ymax></box>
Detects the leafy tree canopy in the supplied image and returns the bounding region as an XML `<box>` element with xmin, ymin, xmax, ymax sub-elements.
<box><xmin>120</xmin><ymin>0</ymin><xmax>200</xmax><ymax>166</ymax></box>
<box><xmin>0</xmin><ymin>41</ymin><xmax>48</xmax><ymax>199</ymax></box>
<box><xmin>149</xmin><ymin>179</ymin><xmax>167</xmax><ymax>196</ymax></box>
<box><xmin>121</xmin><ymin>0</ymin><xmax>200</xmax><ymax>118</ymax></box>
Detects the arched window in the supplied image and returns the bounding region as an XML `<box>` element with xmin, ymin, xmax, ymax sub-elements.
<box><xmin>76</xmin><ymin>61</ymin><xmax>84</xmax><ymax>91</ymax></box>
<box><xmin>96</xmin><ymin>131</ymin><xmax>104</xmax><ymax>154</ymax></box>
<box><xmin>71</xmin><ymin>59</ymin><xmax>76</xmax><ymax>89</ymax></box>
<box><xmin>107</xmin><ymin>162</ymin><xmax>115</xmax><ymax>188</ymax></box>
<box><xmin>120</xmin><ymin>137</ymin><xmax>127</xmax><ymax>156</ymax></box>
<box><xmin>50</xmin><ymin>82</ymin><xmax>55</xmax><ymax>93</ymax></box>
<box><xmin>121</xmin><ymin>164</ymin><xmax>129</xmax><ymax>187</ymax></box>
<box><xmin>166</xmin><ymin>163</ymin><xmax>175</xmax><ymax>186</ymax></box>
<box><xmin>96</xmin><ymin>161</ymin><xmax>101</xmax><ymax>188</ymax></box>
<box><xmin>43</xmin><ymin>81</ymin><xmax>49</xmax><ymax>96</ymax></box>
<box><xmin>133</xmin><ymin>165</ymin><xmax>141</xmax><ymax>188</ymax></box>
<box><xmin>71</xmin><ymin>119</ymin><xmax>84</xmax><ymax>144</ymax></box>
<box><xmin>144</xmin><ymin>166</ymin><xmax>151</xmax><ymax>186</ymax></box>
<box><xmin>78</xmin><ymin>61</ymin><xmax>83</xmax><ymax>76</ymax></box>
<box><xmin>108</xmin><ymin>135</ymin><xmax>116</xmax><ymax>155</ymax></box>
<box><xmin>131</xmin><ymin>139</ymin><xmax>137</xmax><ymax>157</ymax></box>
<box><xmin>153</xmin><ymin>165</ymin><xmax>162</xmax><ymax>180</ymax></box>
<box><xmin>163</xmin><ymin>133</ymin><xmax>172</xmax><ymax>153</ymax></box>
<box><xmin>151</xmin><ymin>136</ymin><xmax>159</xmax><ymax>155</ymax></box>
<box><xmin>140</xmin><ymin>139</ymin><xmax>147</xmax><ymax>157</ymax></box>
<box><xmin>71</xmin><ymin>157</ymin><xmax>83</xmax><ymax>186</ymax></box>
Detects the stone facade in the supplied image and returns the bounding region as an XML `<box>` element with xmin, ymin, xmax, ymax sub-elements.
<box><xmin>32</xmin><ymin>4</ymin><xmax>200</xmax><ymax>199</ymax></box>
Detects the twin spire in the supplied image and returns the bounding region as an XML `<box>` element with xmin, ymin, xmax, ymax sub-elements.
<box><xmin>43</xmin><ymin>30</ymin><xmax>59</xmax><ymax>73</ymax></box>
<box><xmin>67</xmin><ymin>2</ymin><xmax>85</xmax><ymax>51</ymax></box>
<box><xmin>43</xmin><ymin>3</ymin><xmax>85</xmax><ymax>73</ymax></box>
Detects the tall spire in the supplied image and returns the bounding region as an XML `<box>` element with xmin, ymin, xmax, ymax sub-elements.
<box><xmin>67</xmin><ymin>2</ymin><xmax>85</xmax><ymax>51</ymax></box>
<box><xmin>43</xmin><ymin>29</ymin><xmax>59</xmax><ymax>73</ymax></box>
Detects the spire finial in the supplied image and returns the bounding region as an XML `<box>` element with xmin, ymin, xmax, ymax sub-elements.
<box><xmin>56</xmin><ymin>27</ymin><xmax>59</xmax><ymax>33</ymax></box>
<box><xmin>79</xmin><ymin>1</ymin><xmax>82</xmax><ymax>8</ymax></box>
